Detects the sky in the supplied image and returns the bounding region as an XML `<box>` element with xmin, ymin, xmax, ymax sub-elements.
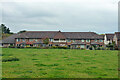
<box><xmin>0</xmin><ymin>0</ymin><xmax>119</xmax><ymax>33</ymax></box>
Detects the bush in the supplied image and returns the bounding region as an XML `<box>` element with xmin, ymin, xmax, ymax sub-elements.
<box><xmin>89</xmin><ymin>47</ymin><xmax>93</xmax><ymax>50</ymax></box>
<box><xmin>2</xmin><ymin>57</ymin><xmax>19</xmax><ymax>62</ymax></box>
<box><xmin>96</xmin><ymin>47</ymin><xmax>101</xmax><ymax>50</ymax></box>
<box><xmin>51</xmin><ymin>46</ymin><xmax>68</xmax><ymax>49</ymax></box>
<box><xmin>80</xmin><ymin>48</ymin><xmax>86</xmax><ymax>50</ymax></box>
<box><xmin>9</xmin><ymin>45</ymin><xmax>15</xmax><ymax>48</ymax></box>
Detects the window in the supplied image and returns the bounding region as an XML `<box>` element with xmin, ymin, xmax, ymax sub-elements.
<box><xmin>81</xmin><ymin>40</ymin><xmax>84</xmax><ymax>42</ymax></box>
<box><xmin>95</xmin><ymin>39</ymin><xmax>97</xmax><ymax>42</ymax></box>
<box><xmin>49</xmin><ymin>44</ymin><xmax>52</xmax><ymax>46</ymax></box>
<box><xmin>54</xmin><ymin>39</ymin><xmax>59</xmax><ymax>41</ymax></box>
<box><xmin>29</xmin><ymin>39</ymin><xmax>33</xmax><ymax>41</ymax></box>
<box><xmin>67</xmin><ymin>39</ymin><xmax>71</xmax><ymax>42</ymax></box>
<box><xmin>72</xmin><ymin>40</ymin><xmax>75</xmax><ymax>42</ymax></box>
<box><xmin>99</xmin><ymin>40</ymin><xmax>103</xmax><ymax>42</ymax></box>
<box><xmin>49</xmin><ymin>39</ymin><xmax>53</xmax><ymax>42</ymax></box>
<box><xmin>86</xmin><ymin>40</ymin><xmax>90</xmax><ymax>42</ymax></box>
<box><xmin>80</xmin><ymin>45</ymin><xmax>85</xmax><ymax>48</ymax></box>
<box><xmin>60</xmin><ymin>39</ymin><xmax>65</xmax><ymax>41</ymax></box>
<box><xmin>35</xmin><ymin>39</ymin><xmax>37</xmax><ymax>42</ymax></box>
<box><xmin>22</xmin><ymin>39</ymin><xmax>25</xmax><ymax>42</ymax></box>
<box><xmin>16</xmin><ymin>39</ymin><xmax>20</xmax><ymax>42</ymax></box>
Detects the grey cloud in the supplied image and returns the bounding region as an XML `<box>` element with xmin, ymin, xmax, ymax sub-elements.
<box><xmin>1</xmin><ymin>0</ymin><xmax>119</xmax><ymax>33</ymax></box>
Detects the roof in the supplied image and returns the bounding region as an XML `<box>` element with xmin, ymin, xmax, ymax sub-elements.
<box><xmin>2</xmin><ymin>34</ymin><xmax>18</xmax><ymax>44</ymax></box>
<box><xmin>105</xmin><ymin>34</ymin><xmax>114</xmax><ymax>40</ymax></box>
<box><xmin>16</xmin><ymin>31</ymin><xmax>58</xmax><ymax>38</ymax></box>
<box><xmin>115</xmin><ymin>32</ymin><xmax>120</xmax><ymax>40</ymax></box>
<box><xmin>63</xmin><ymin>32</ymin><xmax>104</xmax><ymax>39</ymax></box>
<box><xmin>54</xmin><ymin>31</ymin><xmax>66</xmax><ymax>39</ymax></box>
<box><xmin>16</xmin><ymin>31</ymin><xmax>104</xmax><ymax>39</ymax></box>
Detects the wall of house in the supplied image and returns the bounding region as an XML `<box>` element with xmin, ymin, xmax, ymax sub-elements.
<box><xmin>15</xmin><ymin>38</ymin><xmax>104</xmax><ymax>49</ymax></box>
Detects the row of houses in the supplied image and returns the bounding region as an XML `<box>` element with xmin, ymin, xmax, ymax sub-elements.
<box><xmin>1</xmin><ymin>31</ymin><xmax>120</xmax><ymax>49</ymax></box>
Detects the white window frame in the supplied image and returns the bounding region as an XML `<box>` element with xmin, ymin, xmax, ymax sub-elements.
<box><xmin>81</xmin><ymin>39</ymin><xmax>84</xmax><ymax>42</ymax></box>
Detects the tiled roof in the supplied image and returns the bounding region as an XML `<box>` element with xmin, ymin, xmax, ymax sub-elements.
<box><xmin>16</xmin><ymin>31</ymin><xmax>58</xmax><ymax>38</ymax></box>
<box><xmin>63</xmin><ymin>32</ymin><xmax>104</xmax><ymax>39</ymax></box>
<box><xmin>2</xmin><ymin>34</ymin><xmax>18</xmax><ymax>44</ymax></box>
<box><xmin>16</xmin><ymin>31</ymin><xmax>104</xmax><ymax>39</ymax></box>
<box><xmin>2</xmin><ymin>31</ymin><xmax>104</xmax><ymax>44</ymax></box>
<box><xmin>54</xmin><ymin>31</ymin><xmax>66</xmax><ymax>39</ymax></box>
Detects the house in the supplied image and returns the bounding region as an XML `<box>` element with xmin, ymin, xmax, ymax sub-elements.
<box><xmin>104</xmin><ymin>34</ymin><xmax>114</xmax><ymax>45</ymax></box>
<box><xmin>1</xmin><ymin>31</ymin><xmax>104</xmax><ymax>49</ymax></box>
<box><xmin>1</xmin><ymin>34</ymin><xmax>18</xmax><ymax>47</ymax></box>
<box><xmin>113</xmin><ymin>32</ymin><xmax>120</xmax><ymax>48</ymax></box>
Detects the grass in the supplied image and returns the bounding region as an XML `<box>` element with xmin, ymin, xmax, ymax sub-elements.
<box><xmin>2</xmin><ymin>48</ymin><xmax>118</xmax><ymax>78</ymax></box>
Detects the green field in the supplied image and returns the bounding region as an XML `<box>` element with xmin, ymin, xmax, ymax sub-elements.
<box><xmin>2</xmin><ymin>48</ymin><xmax>118</xmax><ymax>78</ymax></box>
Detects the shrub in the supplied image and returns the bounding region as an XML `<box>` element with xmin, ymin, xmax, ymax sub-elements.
<box><xmin>9</xmin><ymin>45</ymin><xmax>15</xmax><ymax>48</ymax></box>
<box><xmin>51</xmin><ymin>46</ymin><xmax>57</xmax><ymax>49</ymax></box>
<box><xmin>96</xmin><ymin>47</ymin><xmax>101</xmax><ymax>50</ymax></box>
<box><xmin>2</xmin><ymin>57</ymin><xmax>19</xmax><ymax>62</ymax></box>
<box><xmin>58</xmin><ymin>46</ymin><xmax>67</xmax><ymax>49</ymax></box>
<box><xmin>51</xmin><ymin>46</ymin><xmax>68</xmax><ymax>49</ymax></box>
<box><xmin>89</xmin><ymin>47</ymin><xmax>93</xmax><ymax>50</ymax></box>
<box><xmin>80</xmin><ymin>48</ymin><xmax>86</xmax><ymax>50</ymax></box>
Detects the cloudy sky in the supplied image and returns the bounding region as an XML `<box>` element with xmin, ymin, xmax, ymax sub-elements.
<box><xmin>0</xmin><ymin>0</ymin><xmax>119</xmax><ymax>33</ymax></box>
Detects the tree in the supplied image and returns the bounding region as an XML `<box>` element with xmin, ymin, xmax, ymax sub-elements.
<box><xmin>43</xmin><ymin>38</ymin><xmax>49</xmax><ymax>45</ymax></box>
<box><xmin>18</xmin><ymin>30</ymin><xmax>26</xmax><ymax>34</ymax></box>
<box><xmin>6</xmin><ymin>28</ymin><xmax>10</xmax><ymax>34</ymax></box>
<box><xmin>0</xmin><ymin>24</ymin><xmax>12</xmax><ymax>34</ymax></box>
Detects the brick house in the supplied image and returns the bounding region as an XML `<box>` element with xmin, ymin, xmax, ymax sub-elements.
<box><xmin>113</xmin><ymin>32</ymin><xmax>120</xmax><ymax>48</ymax></box>
<box><xmin>1</xmin><ymin>31</ymin><xmax>104</xmax><ymax>49</ymax></box>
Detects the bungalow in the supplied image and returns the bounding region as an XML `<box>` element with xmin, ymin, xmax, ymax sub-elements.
<box><xmin>1</xmin><ymin>31</ymin><xmax>104</xmax><ymax>49</ymax></box>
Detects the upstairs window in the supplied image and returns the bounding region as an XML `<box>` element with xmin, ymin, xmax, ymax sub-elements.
<box><xmin>81</xmin><ymin>40</ymin><xmax>84</xmax><ymax>42</ymax></box>
<box><xmin>60</xmin><ymin>39</ymin><xmax>65</xmax><ymax>41</ymax></box>
<box><xmin>16</xmin><ymin>39</ymin><xmax>20</xmax><ymax>42</ymax></box>
<box><xmin>54</xmin><ymin>39</ymin><xmax>59</xmax><ymax>41</ymax></box>
<box><xmin>35</xmin><ymin>39</ymin><xmax>38</xmax><ymax>42</ymax></box>
<box><xmin>67</xmin><ymin>39</ymin><xmax>71</xmax><ymax>42</ymax></box>
<box><xmin>86</xmin><ymin>40</ymin><xmax>90</xmax><ymax>42</ymax></box>
<box><xmin>29</xmin><ymin>39</ymin><xmax>33</xmax><ymax>42</ymax></box>
<box><xmin>99</xmin><ymin>40</ymin><xmax>103</xmax><ymax>42</ymax></box>
<box><xmin>95</xmin><ymin>39</ymin><xmax>98</xmax><ymax>42</ymax></box>
<box><xmin>72</xmin><ymin>40</ymin><xmax>75</xmax><ymax>42</ymax></box>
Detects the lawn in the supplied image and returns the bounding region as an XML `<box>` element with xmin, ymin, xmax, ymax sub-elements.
<box><xmin>1</xmin><ymin>48</ymin><xmax>118</xmax><ymax>78</ymax></box>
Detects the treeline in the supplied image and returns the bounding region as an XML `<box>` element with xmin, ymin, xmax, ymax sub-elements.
<box><xmin>0</xmin><ymin>24</ymin><xmax>14</xmax><ymax>34</ymax></box>
<box><xmin>0</xmin><ymin>24</ymin><xmax>27</xmax><ymax>34</ymax></box>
